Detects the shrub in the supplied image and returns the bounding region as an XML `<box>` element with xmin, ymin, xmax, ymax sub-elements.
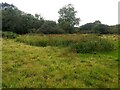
<box><xmin>2</xmin><ymin>31</ymin><xmax>18</xmax><ymax>39</ymax></box>
<box><xmin>37</xmin><ymin>21</ymin><xmax>65</xmax><ymax>34</ymax></box>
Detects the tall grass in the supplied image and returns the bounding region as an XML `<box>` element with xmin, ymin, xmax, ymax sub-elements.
<box><xmin>16</xmin><ymin>34</ymin><xmax>75</xmax><ymax>47</ymax></box>
<box><xmin>16</xmin><ymin>34</ymin><xmax>114</xmax><ymax>53</ymax></box>
<box><xmin>71</xmin><ymin>35</ymin><xmax>114</xmax><ymax>53</ymax></box>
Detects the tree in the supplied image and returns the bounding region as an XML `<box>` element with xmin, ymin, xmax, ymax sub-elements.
<box><xmin>35</xmin><ymin>14</ymin><xmax>40</xmax><ymax>20</ymax></box>
<box><xmin>35</xmin><ymin>14</ymin><xmax>44</xmax><ymax>20</ymax></box>
<box><xmin>79</xmin><ymin>23</ymin><xmax>94</xmax><ymax>33</ymax></box>
<box><xmin>2</xmin><ymin>3</ymin><xmax>45</xmax><ymax>34</ymax></box>
<box><xmin>79</xmin><ymin>20</ymin><xmax>110</xmax><ymax>34</ymax></box>
<box><xmin>93</xmin><ymin>21</ymin><xmax>109</xmax><ymax>34</ymax></box>
<box><xmin>58</xmin><ymin>4</ymin><xmax>80</xmax><ymax>33</ymax></box>
<box><xmin>39</xmin><ymin>20</ymin><xmax>64</xmax><ymax>34</ymax></box>
<box><xmin>93</xmin><ymin>24</ymin><xmax>110</xmax><ymax>34</ymax></box>
<box><xmin>2</xmin><ymin>3</ymin><xmax>22</xmax><ymax>33</ymax></box>
<box><xmin>93</xmin><ymin>20</ymin><xmax>101</xmax><ymax>25</ymax></box>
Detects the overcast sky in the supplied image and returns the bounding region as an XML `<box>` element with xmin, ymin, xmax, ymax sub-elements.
<box><xmin>1</xmin><ymin>0</ymin><xmax>119</xmax><ymax>26</ymax></box>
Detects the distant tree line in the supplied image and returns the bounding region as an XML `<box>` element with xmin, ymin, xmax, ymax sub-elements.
<box><xmin>79</xmin><ymin>20</ymin><xmax>119</xmax><ymax>34</ymax></box>
<box><xmin>1</xmin><ymin>2</ymin><xmax>119</xmax><ymax>34</ymax></box>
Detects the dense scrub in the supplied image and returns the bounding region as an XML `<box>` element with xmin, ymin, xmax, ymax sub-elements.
<box><xmin>2</xmin><ymin>31</ymin><xmax>19</xmax><ymax>39</ymax></box>
<box><xmin>16</xmin><ymin>34</ymin><xmax>115</xmax><ymax>53</ymax></box>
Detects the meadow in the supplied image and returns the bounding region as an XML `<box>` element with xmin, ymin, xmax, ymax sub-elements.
<box><xmin>2</xmin><ymin>33</ymin><xmax>119</xmax><ymax>88</ymax></box>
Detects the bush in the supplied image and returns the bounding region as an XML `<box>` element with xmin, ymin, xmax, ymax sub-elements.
<box><xmin>2</xmin><ymin>31</ymin><xmax>18</xmax><ymax>39</ymax></box>
<box><xmin>93</xmin><ymin>24</ymin><xmax>110</xmax><ymax>34</ymax></box>
<box><xmin>71</xmin><ymin>35</ymin><xmax>114</xmax><ymax>53</ymax></box>
<box><xmin>37</xmin><ymin>21</ymin><xmax>66</xmax><ymax>34</ymax></box>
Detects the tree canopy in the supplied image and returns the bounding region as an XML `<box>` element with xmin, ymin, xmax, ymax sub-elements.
<box><xmin>58</xmin><ymin>4</ymin><xmax>80</xmax><ymax>33</ymax></box>
<box><xmin>79</xmin><ymin>20</ymin><xmax>111</xmax><ymax>34</ymax></box>
<box><xmin>1</xmin><ymin>3</ymin><xmax>118</xmax><ymax>34</ymax></box>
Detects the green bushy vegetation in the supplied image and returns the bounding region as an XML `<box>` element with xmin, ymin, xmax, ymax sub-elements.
<box><xmin>2</xmin><ymin>31</ymin><xmax>18</xmax><ymax>39</ymax></box>
<box><xmin>79</xmin><ymin>20</ymin><xmax>120</xmax><ymax>34</ymax></box>
<box><xmin>16</xmin><ymin>34</ymin><xmax>115</xmax><ymax>53</ymax></box>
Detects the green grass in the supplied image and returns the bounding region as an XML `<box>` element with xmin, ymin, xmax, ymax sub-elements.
<box><xmin>2</xmin><ymin>34</ymin><xmax>118</xmax><ymax>88</ymax></box>
<box><xmin>16</xmin><ymin>34</ymin><xmax>114</xmax><ymax>53</ymax></box>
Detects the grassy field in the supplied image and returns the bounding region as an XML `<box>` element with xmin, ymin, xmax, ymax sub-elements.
<box><xmin>2</xmin><ymin>34</ymin><xmax>119</xmax><ymax>88</ymax></box>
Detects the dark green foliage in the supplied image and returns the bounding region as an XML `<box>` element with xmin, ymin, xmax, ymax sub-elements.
<box><xmin>2</xmin><ymin>3</ymin><xmax>118</xmax><ymax>34</ymax></box>
<box><xmin>79</xmin><ymin>21</ymin><xmax>110</xmax><ymax>34</ymax></box>
<box><xmin>40</xmin><ymin>20</ymin><xmax>64</xmax><ymax>34</ymax></box>
<box><xmin>80</xmin><ymin>23</ymin><xmax>94</xmax><ymax>33</ymax></box>
<box><xmin>58</xmin><ymin>4</ymin><xmax>80</xmax><ymax>33</ymax></box>
<box><xmin>2</xmin><ymin>3</ymin><xmax>44</xmax><ymax>34</ymax></box>
<box><xmin>93</xmin><ymin>20</ymin><xmax>101</xmax><ymax>24</ymax></box>
<box><xmin>2</xmin><ymin>3</ymin><xmax>66</xmax><ymax>34</ymax></box>
<box><xmin>2</xmin><ymin>31</ymin><xmax>18</xmax><ymax>39</ymax></box>
<box><xmin>2</xmin><ymin>3</ymin><xmax>22</xmax><ymax>33</ymax></box>
<box><xmin>93</xmin><ymin>24</ymin><xmax>110</xmax><ymax>34</ymax></box>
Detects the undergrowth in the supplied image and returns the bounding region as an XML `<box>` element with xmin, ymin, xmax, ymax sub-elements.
<box><xmin>16</xmin><ymin>34</ymin><xmax>114</xmax><ymax>53</ymax></box>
